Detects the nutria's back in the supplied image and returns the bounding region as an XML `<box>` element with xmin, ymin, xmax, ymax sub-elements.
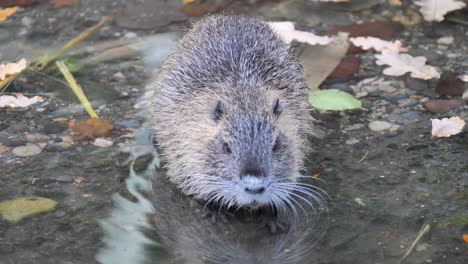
<box><xmin>150</xmin><ymin>15</ymin><xmax>318</xmax><ymax>212</ymax></box>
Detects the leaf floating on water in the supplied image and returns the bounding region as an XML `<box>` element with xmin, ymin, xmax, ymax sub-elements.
<box><xmin>0</xmin><ymin>58</ymin><xmax>27</xmax><ymax>80</ymax></box>
<box><xmin>0</xmin><ymin>6</ymin><xmax>18</xmax><ymax>21</ymax></box>
<box><xmin>268</xmin><ymin>21</ymin><xmax>333</xmax><ymax>46</ymax></box>
<box><xmin>431</xmin><ymin>117</ymin><xmax>465</xmax><ymax>138</ymax></box>
<box><xmin>415</xmin><ymin>0</ymin><xmax>466</xmax><ymax>22</ymax></box>
<box><xmin>349</xmin><ymin>37</ymin><xmax>405</xmax><ymax>54</ymax></box>
<box><xmin>69</xmin><ymin>118</ymin><xmax>114</xmax><ymax>141</ymax></box>
<box><xmin>375</xmin><ymin>51</ymin><xmax>440</xmax><ymax>80</ymax></box>
<box><xmin>309</xmin><ymin>89</ymin><xmax>362</xmax><ymax>111</ymax></box>
<box><xmin>0</xmin><ymin>197</ymin><xmax>57</xmax><ymax>223</ymax></box>
<box><xmin>0</xmin><ymin>93</ymin><xmax>44</xmax><ymax>108</ymax></box>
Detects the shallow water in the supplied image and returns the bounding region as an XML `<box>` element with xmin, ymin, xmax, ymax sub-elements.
<box><xmin>0</xmin><ymin>1</ymin><xmax>467</xmax><ymax>264</ymax></box>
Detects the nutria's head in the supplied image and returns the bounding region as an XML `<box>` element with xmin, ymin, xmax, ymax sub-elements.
<box><xmin>151</xmin><ymin>15</ymin><xmax>325</xmax><ymax>214</ymax></box>
<box><xmin>171</xmin><ymin>87</ymin><xmax>318</xmax><ymax>213</ymax></box>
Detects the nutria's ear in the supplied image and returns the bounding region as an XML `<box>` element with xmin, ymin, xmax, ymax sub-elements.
<box><xmin>272</xmin><ymin>98</ymin><xmax>281</xmax><ymax>116</ymax></box>
<box><xmin>212</xmin><ymin>100</ymin><xmax>224</xmax><ymax>121</ymax></box>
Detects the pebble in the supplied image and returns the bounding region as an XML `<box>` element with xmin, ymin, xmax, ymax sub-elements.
<box><xmin>43</xmin><ymin>122</ymin><xmax>67</xmax><ymax>134</ymax></box>
<box><xmin>437</xmin><ymin>36</ymin><xmax>454</xmax><ymax>45</ymax></box>
<box><xmin>0</xmin><ymin>144</ymin><xmax>10</xmax><ymax>155</ymax></box>
<box><xmin>21</xmin><ymin>17</ymin><xmax>34</xmax><ymax>28</ymax></box>
<box><xmin>46</xmin><ymin>142</ymin><xmax>74</xmax><ymax>152</ymax></box>
<box><xmin>113</xmin><ymin>72</ymin><xmax>126</xmax><ymax>80</ymax></box>
<box><xmin>368</xmin><ymin>121</ymin><xmax>400</xmax><ymax>132</ymax></box>
<box><xmin>398</xmin><ymin>98</ymin><xmax>418</xmax><ymax>107</ymax></box>
<box><xmin>55</xmin><ymin>175</ymin><xmax>74</xmax><ymax>183</ymax></box>
<box><xmin>345</xmin><ymin>138</ymin><xmax>360</xmax><ymax>145</ymax></box>
<box><xmin>24</xmin><ymin>133</ymin><xmax>49</xmax><ymax>143</ymax></box>
<box><xmin>12</xmin><ymin>143</ymin><xmax>45</xmax><ymax>157</ymax></box>
<box><xmin>345</xmin><ymin>123</ymin><xmax>365</xmax><ymax>131</ymax></box>
<box><xmin>93</xmin><ymin>138</ymin><xmax>114</xmax><ymax>148</ymax></box>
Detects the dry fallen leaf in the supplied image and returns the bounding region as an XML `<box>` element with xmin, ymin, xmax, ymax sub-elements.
<box><xmin>0</xmin><ymin>0</ymin><xmax>38</xmax><ymax>8</ymax></box>
<box><xmin>415</xmin><ymin>0</ymin><xmax>466</xmax><ymax>22</ymax></box>
<box><xmin>431</xmin><ymin>117</ymin><xmax>465</xmax><ymax>138</ymax></box>
<box><xmin>464</xmin><ymin>234</ymin><xmax>468</xmax><ymax>243</ymax></box>
<box><xmin>0</xmin><ymin>6</ymin><xmax>18</xmax><ymax>21</ymax></box>
<box><xmin>69</xmin><ymin>118</ymin><xmax>114</xmax><ymax>141</ymax></box>
<box><xmin>458</xmin><ymin>74</ymin><xmax>468</xmax><ymax>82</ymax></box>
<box><xmin>48</xmin><ymin>0</ymin><xmax>80</xmax><ymax>8</ymax></box>
<box><xmin>375</xmin><ymin>51</ymin><xmax>440</xmax><ymax>80</ymax></box>
<box><xmin>349</xmin><ymin>37</ymin><xmax>406</xmax><ymax>54</ymax></box>
<box><xmin>0</xmin><ymin>93</ymin><xmax>44</xmax><ymax>108</ymax></box>
<box><xmin>268</xmin><ymin>21</ymin><xmax>333</xmax><ymax>46</ymax></box>
<box><xmin>0</xmin><ymin>58</ymin><xmax>27</xmax><ymax>80</ymax></box>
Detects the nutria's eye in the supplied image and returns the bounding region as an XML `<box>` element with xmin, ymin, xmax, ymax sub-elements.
<box><xmin>223</xmin><ymin>142</ymin><xmax>232</xmax><ymax>154</ymax></box>
<box><xmin>272</xmin><ymin>98</ymin><xmax>281</xmax><ymax>116</ymax></box>
<box><xmin>272</xmin><ymin>138</ymin><xmax>280</xmax><ymax>152</ymax></box>
<box><xmin>212</xmin><ymin>100</ymin><xmax>224</xmax><ymax>122</ymax></box>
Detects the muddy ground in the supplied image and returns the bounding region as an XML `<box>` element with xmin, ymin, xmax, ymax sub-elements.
<box><xmin>0</xmin><ymin>0</ymin><xmax>467</xmax><ymax>264</ymax></box>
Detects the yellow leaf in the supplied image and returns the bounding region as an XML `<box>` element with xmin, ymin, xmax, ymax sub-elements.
<box><xmin>182</xmin><ymin>0</ymin><xmax>196</xmax><ymax>5</ymax></box>
<box><xmin>0</xmin><ymin>58</ymin><xmax>27</xmax><ymax>80</ymax></box>
<box><xmin>0</xmin><ymin>197</ymin><xmax>57</xmax><ymax>223</ymax></box>
<box><xmin>0</xmin><ymin>6</ymin><xmax>19</xmax><ymax>21</ymax></box>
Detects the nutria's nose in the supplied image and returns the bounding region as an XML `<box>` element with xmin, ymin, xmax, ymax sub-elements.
<box><xmin>245</xmin><ymin>186</ymin><xmax>265</xmax><ymax>194</ymax></box>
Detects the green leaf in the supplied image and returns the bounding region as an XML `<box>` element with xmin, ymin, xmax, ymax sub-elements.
<box><xmin>0</xmin><ymin>197</ymin><xmax>57</xmax><ymax>223</ymax></box>
<box><xmin>309</xmin><ymin>89</ymin><xmax>362</xmax><ymax>111</ymax></box>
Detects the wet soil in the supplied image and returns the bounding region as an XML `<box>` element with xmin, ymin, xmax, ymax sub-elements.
<box><xmin>0</xmin><ymin>1</ymin><xmax>467</xmax><ymax>264</ymax></box>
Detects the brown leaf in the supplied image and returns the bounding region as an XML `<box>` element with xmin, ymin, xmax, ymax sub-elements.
<box><xmin>48</xmin><ymin>0</ymin><xmax>79</xmax><ymax>8</ymax></box>
<box><xmin>0</xmin><ymin>0</ymin><xmax>37</xmax><ymax>8</ymax></box>
<box><xmin>327</xmin><ymin>21</ymin><xmax>403</xmax><ymax>53</ymax></box>
<box><xmin>436</xmin><ymin>71</ymin><xmax>466</xmax><ymax>97</ymax></box>
<box><xmin>69</xmin><ymin>118</ymin><xmax>114</xmax><ymax>141</ymax></box>
<box><xmin>327</xmin><ymin>55</ymin><xmax>360</xmax><ymax>79</ymax></box>
<box><xmin>424</xmin><ymin>99</ymin><xmax>464</xmax><ymax>113</ymax></box>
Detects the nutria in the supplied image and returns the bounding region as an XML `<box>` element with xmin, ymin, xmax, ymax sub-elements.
<box><xmin>150</xmin><ymin>15</ymin><xmax>323</xmax><ymax>215</ymax></box>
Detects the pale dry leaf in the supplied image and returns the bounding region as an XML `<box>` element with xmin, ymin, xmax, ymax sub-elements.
<box><xmin>389</xmin><ymin>0</ymin><xmax>402</xmax><ymax>6</ymax></box>
<box><xmin>458</xmin><ymin>74</ymin><xmax>468</xmax><ymax>82</ymax></box>
<box><xmin>375</xmin><ymin>51</ymin><xmax>440</xmax><ymax>80</ymax></box>
<box><xmin>313</xmin><ymin>0</ymin><xmax>350</xmax><ymax>2</ymax></box>
<box><xmin>349</xmin><ymin>37</ymin><xmax>406</xmax><ymax>54</ymax></box>
<box><xmin>415</xmin><ymin>0</ymin><xmax>466</xmax><ymax>22</ymax></box>
<box><xmin>268</xmin><ymin>21</ymin><xmax>333</xmax><ymax>46</ymax></box>
<box><xmin>431</xmin><ymin>117</ymin><xmax>465</xmax><ymax>137</ymax></box>
<box><xmin>0</xmin><ymin>58</ymin><xmax>27</xmax><ymax>80</ymax></box>
<box><xmin>0</xmin><ymin>93</ymin><xmax>44</xmax><ymax>108</ymax></box>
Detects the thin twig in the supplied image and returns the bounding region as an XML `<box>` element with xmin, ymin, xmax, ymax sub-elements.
<box><xmin>399</xmin><ymin>224</ymin><xmax>431</xmax><ymax>264</ymax></box>
<box><xmin>358</xmin><ymin>150</ymin><xmax>369</xmax><ymax>163</ymax></box>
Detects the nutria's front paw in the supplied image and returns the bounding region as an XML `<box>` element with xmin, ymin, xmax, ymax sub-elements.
<box><xmin>263</xmin><ymin>218</ymin><xmax>290</xmax><ymax>234</ymax></box>
<box><xmin>201</xmin><ymin>207</ymin><xmax>232</xmax><ymax>224</ymax></box>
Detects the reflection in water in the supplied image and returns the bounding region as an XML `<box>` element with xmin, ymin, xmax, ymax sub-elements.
<box><xmin>97</xmin><ymin>123</ymin><xmax>328</xmax><ymax>264</ymax></box>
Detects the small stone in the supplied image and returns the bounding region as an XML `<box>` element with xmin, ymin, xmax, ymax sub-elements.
<box><xmin>73</xmin><ymin>176</ymin><xmax>86</xmax><ymax>184</ymax></box>
<box><xmin>124</xmin><ymin>32</ymin><xmax>138</xmax><ymax>38</ymax></box>
<box><xmin>46</xmin><ymin>142</ymin><xmax>74</xmax><ymax>152</ymax></box>
<box><xmin>113</xmin><ymin>72</ymin><xmax>126</xmax><ymax>80</ymax></box>
<box><xmin>345</xmin><ymin>123</ymin><xmax>365</xmax><ymax>131</ymax></box>
<box><xmin>12</xmin><ymin>143</ymin><xmax>44</xmax><ymax>157</ymax></box>
<box><xmin>436</xmin><ymin>36</ymin><xmax>454</xmax><ymax>45</ymax></box>
<box><xmin>55</xmin><ymin>175</ymin><xmax>74</xmax><ymax>183</ymax></box>
<box><xmin>43</xmin><ymin>122</ymin><xmax>67</xmax><ymax>134</ymax></box>
<box><xmin>21</xmin><ymin>17</ymin><xmax>34</xmax><ymax>28</ymax></box>
<box><xmin>424</xmin><ymin>99</ymin><xmax>464</xmax><ymax>114</ymax></box>
<box><xmin>93</xmin><ymin>138</ymin><xmax>113</xmax><ymax>148</ymax></box>
<box><xmin>345</xmin><ymin>138</ymin><xmax>359</xmax><ymax>145</ymax></box>
<box><xmin>416</xmin><ymin>243</ymin><xmax>429</xmax><ymax>252</ymax></box>
<box><xmin>368</xmin><ymin>121</ymin><xmax>400</xmax><ymax>132</ymax></box>
<box><xmin>0</xmin><ymin>144</ymin><xmax>10</xmax><ymax>155</ymax></box>
<box><xmin>24</xmin><ymin>133</ymin><xmax>49</xmax><ymax>143</ymax></box>
<box><xmin>398</xmin><ymin>98</ymin><xmax>418</xmax><ymax>107</ymax></box>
